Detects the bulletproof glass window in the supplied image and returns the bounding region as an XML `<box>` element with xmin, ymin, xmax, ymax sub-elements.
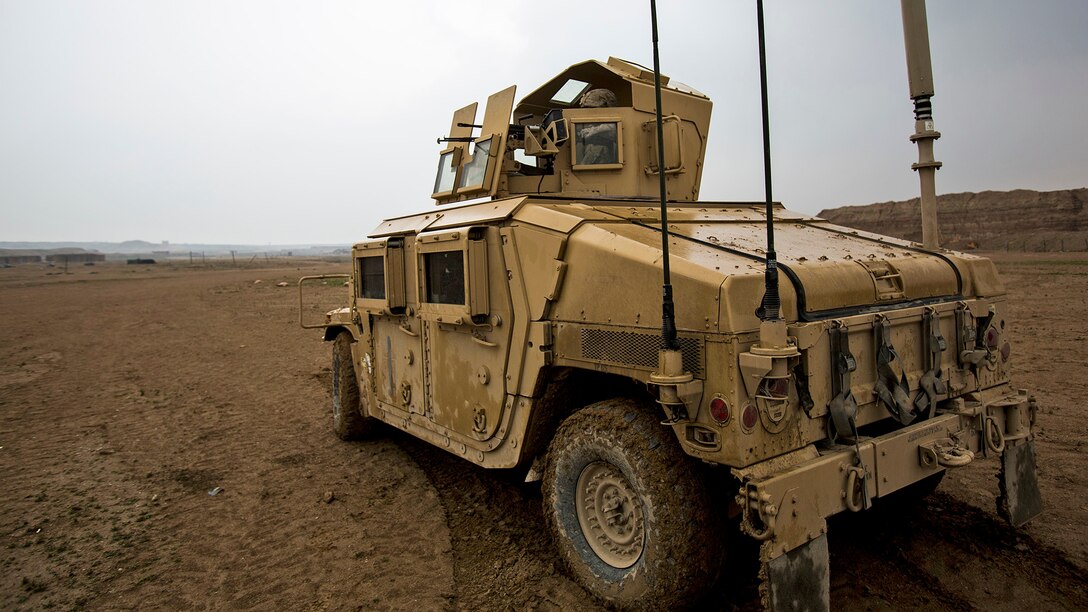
<box><xmin>356</xmin><ymin>255</ymin><xmax>385</xmax><ymax>300</ymax></box>
<box><xmin>423</xmin><ymin>250</ymin><xmax>466</xmax><ymax>305</ymax></box>
<box><xmin>434</xmin><ymin>150</ymin><xmax>457</xmax><ymax>194</ymax></box>
<box><xmin>574</xmin><ymin>121</ymin><xmax>620</xmax><ymax>166</ymax></box>
<box><xmin>457</xmin><ymin>138</ymin><xmax>493</xmax><ymax>190</ymax></box>
<box><xmin>551</xmin><ymin>79</ymin><xmax>590</xmax><ymax>105</ymax></box>
<box><xmin>543</xmin><ymin>109</ymin><xmax>568</xmax><ymax>145</ymax></box>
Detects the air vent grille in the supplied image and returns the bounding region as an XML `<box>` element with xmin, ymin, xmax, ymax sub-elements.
<box><xmin>579</xmin><ymin>328</ymin><xmax>704</xmax><ymax>377</ymax></box>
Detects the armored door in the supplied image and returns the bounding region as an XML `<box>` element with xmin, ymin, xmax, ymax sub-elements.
<box><xmin>354</xmin><ymin>239</ymin><xmax>426</xmax><ymax>417</ymax></box>
<box><xmin>417</xmin><ymin>227</ymin><xmax>512</xmax><ymax>441</ymax></box>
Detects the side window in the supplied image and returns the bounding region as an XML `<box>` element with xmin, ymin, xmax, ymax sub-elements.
<box><xmin>573</xmin><ymin>121</ymin><xmax>621</xmax><ymax>167</ymax></box>
<box><xmin>357</xmin><ymin>255</ymin><xmax>385</xmax><ymax>299</ymax></box>
<box><xmin>423</xmin><ymin>250</ymin><xmax>465</xmax><ymax>305</ymax></box>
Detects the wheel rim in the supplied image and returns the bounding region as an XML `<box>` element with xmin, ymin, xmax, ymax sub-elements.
<box><xmin>575</xmin><ymin>461</ymin><xmax>645</xmax><ymax>569</ymax></box>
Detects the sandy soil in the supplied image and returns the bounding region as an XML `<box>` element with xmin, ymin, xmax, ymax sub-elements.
<box><xmin>1</xmin><ymin>255</ymin><xmax>1086</xmax><ymax>610</ymax></box>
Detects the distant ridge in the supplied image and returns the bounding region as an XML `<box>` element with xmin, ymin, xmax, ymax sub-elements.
<box><xmin>818</xmin><ymin>188</ymin><xmax>1088</xmax><ymax>251</ymax></box>
<box><xmin>0</xmin><ymin>241</ymin><xmax>349</xmax><ymax>257</ymax></box>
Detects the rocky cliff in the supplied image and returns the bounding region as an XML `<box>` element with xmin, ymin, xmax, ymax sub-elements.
<box><xmin>818</xmin><ymin>188</ymin><xmax>1088</xmax><ymax>251</ymax></box>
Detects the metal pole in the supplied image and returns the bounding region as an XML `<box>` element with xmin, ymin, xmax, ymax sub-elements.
<box><xmin>901</xmin><ymin>0</ymin><xmax>942</xmax><ymax>250</ymax></box>
<box><xmin>650</xmin><ymin>0</ymin><xmax>679</xmax><ymax>351</ymax></box>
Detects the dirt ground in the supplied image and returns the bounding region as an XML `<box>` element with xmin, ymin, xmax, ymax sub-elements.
<box><xmin>1</xmin><ymin>254</ymin><xmax>1086</xmax><ymax>610</ymax></box>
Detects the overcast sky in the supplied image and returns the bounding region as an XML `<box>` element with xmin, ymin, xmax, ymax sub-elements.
<box><xmin>1</xmin><ymin>0</ymin><xmax>1085</xmax><ymax>245</ymax></box>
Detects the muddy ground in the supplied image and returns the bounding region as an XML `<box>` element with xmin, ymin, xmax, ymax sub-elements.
<box><xmin>1</xmin><ymin>254</ymin><xmax>1086</xmax><ymax>610</ymax></box>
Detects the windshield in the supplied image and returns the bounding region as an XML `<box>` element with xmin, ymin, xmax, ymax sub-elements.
<box><xmin>457</xmin><ymin>138</ymin><xmax>493</xmax><ymax>190</ymax></box>
<box><xmin>433</xmin><ymin>151</ymin><xmax>457</xmax><ymax>194</ymax></box>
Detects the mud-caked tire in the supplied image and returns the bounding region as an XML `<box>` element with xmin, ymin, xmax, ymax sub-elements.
<box><xmin>542</xmin><ymin>398</ymin><xmax>723</xmax><ymax>609</ymax></box>
<box><xmin>331</xmin><ymin>332</ymin><xmax>378</xmax><ymax>440</ymax></box>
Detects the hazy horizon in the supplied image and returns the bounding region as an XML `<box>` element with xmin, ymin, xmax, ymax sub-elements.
<box><xmin>2</xmin><ymin>1</ymin><xmax>1086</xmax><ymax>244</ymax></box>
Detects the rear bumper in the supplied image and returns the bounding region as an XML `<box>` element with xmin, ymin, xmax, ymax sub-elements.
<box><xmin>732</xmin><ymin>386</ymin><xmax>1035</xmax><ymax>561</ymax></box>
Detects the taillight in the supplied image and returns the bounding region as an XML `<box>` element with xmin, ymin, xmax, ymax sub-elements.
<box><xmin>709</xmin><ymin>396</ymin><xmax>731</xmax><ymax>425</ymax></box>
<box><xmin>741</xmin><ymin>404</ymin><xmax>759</xmax><ymax>431</ymax></box>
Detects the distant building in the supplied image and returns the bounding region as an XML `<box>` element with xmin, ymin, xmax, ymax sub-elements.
<box><xmin>46</xmin><ymin>253</ymin><xmax>106</xmax><ymax>264</ymax></box>
<box><xmin>0</xmin><ymin>255</ymin><xmax>42</xmax><ymax>265</ymax></box>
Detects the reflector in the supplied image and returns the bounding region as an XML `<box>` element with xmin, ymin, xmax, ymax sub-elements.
<box><xmin>742</xmin><ymin>404</ymin><xmax>759</xmax><ymax>430</ymax></box>
<box><xmin>710</xmin><ymin>397</ymin><xmax>730</xmax><ymax>424</ymax></box>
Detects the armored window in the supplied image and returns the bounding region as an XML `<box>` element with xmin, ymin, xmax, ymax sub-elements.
<box><xmin>551</xmin><ymin>79</ymin><xmax>590</xmax><ymax>105</ymax></box>
<box><xmin>433</xmin><ymin>150</ymin><xmax>457</xmax><ymax>194</ymax></box>
<box><xmin>457</xmin><ymin>138</ymin><xmax>493</xmax><ymax>191</ymax></box>
<box><xmin>423</xmin><ymin>250</ymin><xmax>466</xmax><ymax>305</ymax></box>
<box><xmin>573</xmin><ymin>121</ymin><xmax>621</xmax><ymax>168</ymax></box>
<box><xmin>543</xmin><ymin>109</ymin><xmax>568</xmax><ymax>145</ymax></box>
<box><xmin>356</xmin><ymin>256</ymin><xmax>385</xmax><ymax>300</ymax></box>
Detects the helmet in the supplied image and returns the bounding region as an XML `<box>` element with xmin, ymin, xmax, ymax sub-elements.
<box><xmin>578</xmin><ymin>88</ymin><xmax>618</xmax><ymax>108</ymax></box>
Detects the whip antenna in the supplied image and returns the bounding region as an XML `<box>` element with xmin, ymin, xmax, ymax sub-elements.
<box><xmin>650</xmin><ymin>0</ymin><xmax>678</xmax><ymax>351</ymax></box>
<box><xmin>647</xmin><ymin>0</ymin><xmax>692</xmax><ymax>424</ymax></box>
<box><xmin>756</xmin><ymin>0</ymin><xmax>781</xmax><ymax>322</ymax></box>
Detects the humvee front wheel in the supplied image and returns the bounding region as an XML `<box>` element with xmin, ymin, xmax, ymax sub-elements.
<box><xmin>331</xmin><ymin>332</ymin><xmax>377</xmax><ymax>440</ymax></box>
<box><xmin>542</xmin><ymin>399</ymin><xmax>722</xmax><ymax>609</ymax></box>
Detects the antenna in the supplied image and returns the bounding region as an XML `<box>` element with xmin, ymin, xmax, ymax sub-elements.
<box><xmin>756</xmin><ymin>0</ymin><xmax>780</xmax><ymax>323</ymax></box>
<box><xmin>738</xmin><ymin>1</ymin><xmax>797</xmax><ymax>420</ymax></box>
<box><xmin>647</xmin><ymin>0</ymin><xmax>692</xmax><ymax>424</ymax></box>
<box><xmin>650</xmin><ymin>0</ymin><xmax>679</xmax><ymax>352</ymax></box>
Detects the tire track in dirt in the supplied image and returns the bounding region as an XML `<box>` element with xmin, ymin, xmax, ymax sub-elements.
<box><xmin>396</xmin><ymin>431</ymin><xmax>599</xmax><ymax>611</ymax></box>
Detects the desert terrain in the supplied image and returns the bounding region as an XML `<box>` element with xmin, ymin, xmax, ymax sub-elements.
<box><xmin>1</xmin><ymin>255</ymin><xmax>1086</xmax><ymax>610</ymax></box>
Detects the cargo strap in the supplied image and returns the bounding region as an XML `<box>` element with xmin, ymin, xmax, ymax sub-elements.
<box><xmin>956</xmin><ymin>303</ymin><xmax>991</xmax><ymax>367</ymax></box>
<box><xmin>874</xmin><ymin>316</ymin><xmax>916</xmax><ymax>425</ymax></box>
<box><xmin>827</xmin><ymin>322</ymin><xmax>857</xmax><ymax>441</ymax></box>
<box><xmin>793</xmin><ymin>362</ymin><xmax>815</xmax><ymax>416</ymax></box>
<box><xmin>913</xmin><ymin>308</ymin><xmax>948</xmax><ymax>417</ymax></box>
<box><xmin>827</xmin><ymin>322</ymin><xmax>872</xmax><ymax>511</ymax></box>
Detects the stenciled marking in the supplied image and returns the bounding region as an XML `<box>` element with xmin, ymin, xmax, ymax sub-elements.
<box><xmin>907</xmin><ymin>423</ymin><xmax>944</xmax><ymax>443</ymax></box>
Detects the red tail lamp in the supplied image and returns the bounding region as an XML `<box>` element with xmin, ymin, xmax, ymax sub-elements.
<box><xmin>709</xmin><ymin>396</ymin><xmax>731</xmax><ymax>425</ymax></box>
<box><xmin>741</xmin><ymin>404</ymin><xmax>759</xmax><ymax>431</ymax></box>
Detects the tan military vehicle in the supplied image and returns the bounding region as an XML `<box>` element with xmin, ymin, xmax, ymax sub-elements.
<box><xmin>300</xmin><ymin>11</ymin><xmax>1041</xmax><ymax>609</ymax></box>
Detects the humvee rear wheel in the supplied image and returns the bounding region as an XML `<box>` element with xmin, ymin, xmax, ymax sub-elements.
<box><xmin>576</xmin><ymin>461</ymin><xmax>646</xmax><ymax>568</ymax></box>
<box><xmin>542</xmin><ymin>398</ymin><xmax>721</xmax><ymax>609</ymax></box>
<box><xmin>331</xmin><ymin>332</ymin><xmax>377</xmax><ymax>440</ymax></box>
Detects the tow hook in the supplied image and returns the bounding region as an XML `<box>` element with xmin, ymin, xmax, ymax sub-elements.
<box><xmin>919</xmin><ymin>438</ymin><xmax>974</xmax><ymax>469</ymax></box>
<box><xmin>844</xmin><ymin>466</ymin><xmax>870</xmax><ymax>512</ymax></box>
<box><xmin>737</xmin><ymin>485</ymin><xmax>777</xmax><ymax>541</ymax></box>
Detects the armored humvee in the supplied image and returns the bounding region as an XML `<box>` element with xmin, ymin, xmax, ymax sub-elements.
<box><xmin>300</xmin><ymin>51</ymin><xmax>1041</xmax><ymax>611</ymax></box>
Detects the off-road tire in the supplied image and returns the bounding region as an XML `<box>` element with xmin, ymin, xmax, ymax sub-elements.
<box><xmin>542</xmin><ymin>398</ymin><xmax>722</xmax><ymax>609</ymax></box>
<box><xmin>331</xmin><ymin>332</ymin><xmax>377</xmax><ymax>440</ymax></box>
